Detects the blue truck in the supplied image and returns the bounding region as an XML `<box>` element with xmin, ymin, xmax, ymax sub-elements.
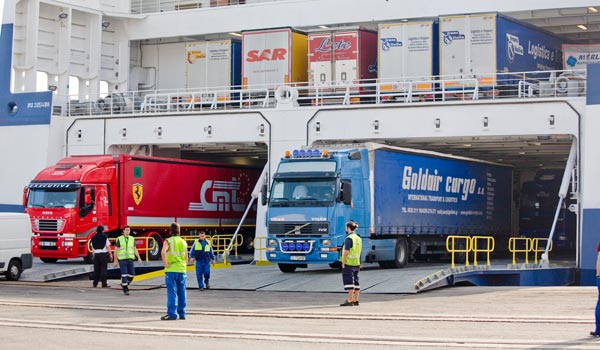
<box><xmin>264</xmin><ymin>143</ymin><xmax>513</xmax><ymax>272</ymax></box>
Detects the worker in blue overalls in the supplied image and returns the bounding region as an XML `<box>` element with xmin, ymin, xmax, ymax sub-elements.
<box><xmin>188</xmin><ymin>230</ymin><xmax>215</xmax><ymax>290</ymax></box>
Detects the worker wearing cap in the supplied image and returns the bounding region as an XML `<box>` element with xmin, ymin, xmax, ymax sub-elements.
<box><xmin>340</xmin><ymin>220</ymin><xmax>362</xmax><ymax>307</ymax></box>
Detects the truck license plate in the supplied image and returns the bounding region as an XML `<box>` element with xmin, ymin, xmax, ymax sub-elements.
<box><xmin>40</xmin><ymin>241</ymin><xmax>55</xmax><ymax>246</ymax></box>
<box><xmin>290</xmin><ymin>255</ymin><xmax>305</xmax><ymax>261</ymax></box>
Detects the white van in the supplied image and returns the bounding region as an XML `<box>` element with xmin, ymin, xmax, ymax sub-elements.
<box><xmin>0</xmin><ymin>213</ymin><xmax>33</xmax><ymax>281</ymax></box>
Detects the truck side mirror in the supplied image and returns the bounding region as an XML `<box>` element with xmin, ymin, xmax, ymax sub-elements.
<box><xmin>342</xmin><ymin>183</ymin><xmax>352</xmax><ymax>205</ymax></box>
<box><xmin>22</xmin><ymin>187</ymin><xmax>28</xmax><ymax>207</ymax></box>
<box><xmin>261</xmin><ymin>183</ymin><xmax>268</xmax><ymax>206</ymax></box>
<box><xmin>339</xmin><ymin>181</ymin><xmax>352</xmax><ymax>205</ymax></box>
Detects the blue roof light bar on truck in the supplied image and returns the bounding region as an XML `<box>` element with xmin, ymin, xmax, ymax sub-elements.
<box><xmin>285</xmin><ymin>149</ymin><xmax>330</xmax><ymax>158</ymax></box>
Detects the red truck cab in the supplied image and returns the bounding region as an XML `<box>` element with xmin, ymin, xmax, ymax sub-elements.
<box><xmin>25</xmin><ymin>156</ymin><xmax>116</xmax><ymax>263</ymax></box>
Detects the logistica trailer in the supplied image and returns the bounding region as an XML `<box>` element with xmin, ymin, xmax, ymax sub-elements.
<box><xmin>439</xmin><ymin>13</ymin><xmax>563</xmax><ymax>90</ymax></box>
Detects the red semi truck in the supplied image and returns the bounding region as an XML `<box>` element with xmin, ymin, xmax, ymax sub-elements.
<box><xmin>24</xmin><ymin>154</ymin><xmax>259</xmax><ymax>263</ymax></box>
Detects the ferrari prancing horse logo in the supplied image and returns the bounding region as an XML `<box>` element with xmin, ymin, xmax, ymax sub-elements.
<box><xmin>132</xmin><ymin>183</ymin><xmax>143</xmax><ymax>205</ymax></box>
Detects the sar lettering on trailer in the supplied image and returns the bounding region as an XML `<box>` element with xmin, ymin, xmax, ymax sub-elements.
<box><xmin>246</xmin><ymin>48</ymin><xmax>287</xmax><ymax>62</ymax></box>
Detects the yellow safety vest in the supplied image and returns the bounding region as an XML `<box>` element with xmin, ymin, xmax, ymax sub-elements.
<box><xmin>165</xmin><ymin>236</ymin><xmax>187</xmax><ymax>273</ymax></box>
<box><xmin>116</xmin><ymin>235</ymin><xmax>135</xmax><ymax>260</ymax></box>
<box><xmin>194</xmin><ymin>239</ymin><xmax>212</xmax><ymax>252</ymax></box>
<box><xmin>344</xmin><ymin>233</ymin><xmax>362</xmax><ymax>266</ymax></box>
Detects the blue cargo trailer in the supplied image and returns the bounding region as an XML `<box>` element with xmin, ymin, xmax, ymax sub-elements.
<box><xmin>439</xmin><ymin>13</ymin><xmax>563</xmax><ymax>90</ymax></box>
<box><xmin>264</xmin><ymin>143</ymin><xmax>513</xmax><ymax>272</ymax></box>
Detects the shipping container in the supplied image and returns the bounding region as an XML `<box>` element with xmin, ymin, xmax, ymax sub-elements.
<box><xmin>185</xmin><ymin>39</ymin><xmax>242</xmax><ymax>102</ymax></box>
<box><xmin>242</xmin><ymin>28</ymin><xmax>307</xmax><ymax>89</ymax></box>
<box><xmin>439</xmin><ymin>13</ymin><xmax>563</xmax><ymax>89</ymax></box>
<box><xmin>378</xmin><ymin>20</ymin><xmax>439</xmax><ymax>93</ymax></box>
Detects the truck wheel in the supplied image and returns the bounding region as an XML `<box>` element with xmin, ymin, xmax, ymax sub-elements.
<box><xmin>146</xmin><ymin>234</ymin><xmax>163</xmax><ymax>261</ymax></box>
<box><xmin>40</xmin><ymin>258</ymin><xmax>58</xmax><ymax>263</ymax></box>
<box><xmin>5</xmin><ymin>259</ymin><xmax>22</xmax><ymax>281</ymax></box>
<box><xmin>392</xmin><ymin>237</ymin><xmax>408</xmax><ymax>268</ymax></box>
<box><xmin>278</xmin><ymin>263</ymin><xmax>297</xmax><ymax>273</ymax></box>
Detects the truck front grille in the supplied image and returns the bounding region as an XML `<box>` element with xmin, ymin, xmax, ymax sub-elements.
<box><xmin>269</xmin><ymin>222</ymin><xmax>329</xmax><ymax>236</ymax></box>
<box><xmin>35</xmin><ymin>219</ymin><xmax>63</xmax><ymax>232</ymax></box>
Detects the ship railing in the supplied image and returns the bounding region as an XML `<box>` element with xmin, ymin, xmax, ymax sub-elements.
<box><xmin>130</xmin><ymin>0</ymin><xmax>279</xmax><ymax>14</ymax></box>
<box><xmin>50</xmin><ymin>69</ymin><xmax>587</xmax><ymax>117</ymax></box>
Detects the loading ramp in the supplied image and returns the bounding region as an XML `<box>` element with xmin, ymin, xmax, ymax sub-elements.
<box><xmin>414</xmin><ymin>263</ymin><xmax>577</xmax><ymax>292</ymax></box>
<box><xmin>134</xmin><ymin>261</ymin><xmax>576</xmax><ymax>294</ymax></box>
<box><xmin>18</xmin><ymin>258</ymin><xmax>576</xmax><ymax>293</ymax></box>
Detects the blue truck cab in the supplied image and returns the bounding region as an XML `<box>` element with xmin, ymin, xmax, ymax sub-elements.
<box><xmin>265</xmin><ymin>143</ymin><xmax>513</xmax><ymax>273</ymax></box>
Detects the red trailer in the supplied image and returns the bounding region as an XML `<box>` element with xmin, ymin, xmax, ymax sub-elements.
<box><xmin>308</xmin><ymin>28</ymin><xmax>378</xmax><ymax>95</ymax></box>
<box><xmin>25</xmin><ymin>155</ymin><xmax>259</xmax><ymax>263</ymax></box>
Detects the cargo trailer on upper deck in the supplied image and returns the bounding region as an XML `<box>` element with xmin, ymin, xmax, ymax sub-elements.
<box><xmin>308</xmin><ymin>28</ymin><xmax>377</xmax><ymax>96</ymax></box>
<box><xmin>439</xmin><ymin>13</ymin><xmax>563</xmax><ymax>92</ymax></box>
<box><xmin>377</xmin><ymin>20</ymin><xmax>438</xmax><ymax>100</ymax></box>
<box><xmin>185</xmin><ymin>39</ymin><xmax>242</xmax><ymax>104</ymax></box>
<box><xmin>242</xmin><ymin>28</ymin><xmax>307</xmax><ymax>90</ymax></box>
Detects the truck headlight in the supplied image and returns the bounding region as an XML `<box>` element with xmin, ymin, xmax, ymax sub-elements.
<box><xmin>268</xmin><ymin>239</ymin><xmax>277</xmax><ymax>246</ymax></box>
<box><xmin>322</xmin><ymin>239</ymin><xmax>331</xmax><ymax>247</ymax></box>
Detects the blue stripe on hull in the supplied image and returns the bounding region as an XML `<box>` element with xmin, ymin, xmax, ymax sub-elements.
<box><xmin>587</xmin><ymin>64</ymin><xmax>600</xmax><ymax>106</ymax></box>
<box><xmin>0</xmin><ymin>203</ymin><xmax>25</xmax><ymax>212</ymax></box>
<box><xmin>0</xmin><ymin>23</ymin><xmax>52</xmax><ymax>126</ymax></box>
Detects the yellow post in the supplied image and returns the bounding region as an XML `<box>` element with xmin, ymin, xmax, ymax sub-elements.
<box><xmin>472</xmin><ymin>236</ymin><xmax>495</xmax><ymax>266</ymax></box>
<box><xmin>254</xmin><ymin>237</ymin><xmax>272</xmax><ymax>266</ymax></box>
<box><xmin>508</xmin><ymin>237</ymin><xmax>532</xmax><ymax>265</ymax></box>
<box><xmin>446</xmin><ymin>235</ymin><xmax>471</xmax><ymax>268</ymax></box>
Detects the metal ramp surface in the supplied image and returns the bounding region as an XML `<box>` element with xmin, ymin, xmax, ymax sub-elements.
<box><xmin>414</xmin><ymin>264</ymin><xmax>577</xmax><ymax>292</ymax></box>
<box><xmin>19</xmin><ymin>259</ymin><xmax>165</xmax><ymax>282</ymax></box>
<box><xmin>20</xmin><ymin>258</ymin><xmax>577</xmax><ymax>293</ymax></box>
<box><xmin>18</xmin><ymin>255</ymin><xmax>255</xmax><ymax>283</ymax></box>
<box><xmin>20</xmin><ymin>259</ymin><xmax>95</xmax><ymax>282</ymax></box>
<box><xmin>136</xmin><ymin>262</ymin><xmax>450</xmax><ymax>294</ymax></box>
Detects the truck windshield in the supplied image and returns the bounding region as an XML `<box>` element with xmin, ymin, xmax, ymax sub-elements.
<box><xmin>27</xmin><ymin>189</ymin><xmax>79</xmax><ymax>209</ymax></box>
<box><xmin>270</xmin><ymin>179</ymin><xmax>335</xmax><ymax>207</ymax></box>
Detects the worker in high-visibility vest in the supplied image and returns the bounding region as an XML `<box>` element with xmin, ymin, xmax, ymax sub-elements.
<box><xmin>188</xmin><ymin>230</ymin><xmax>215</xmax><ymax>290</ymax></box>
<box><xmin>340</xmin><ymin>220</ymin><xmax>362</xmax><ymax>307</ymax></box>
<box><xmin>160</xmin><ymin>222</ymin><xmax>188</xmax><ymax>321</ymax></box>
<box><xmin>113</xmin><ymin>225</ymin><xmax>142</xmax><ymax>295</ymax></box>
